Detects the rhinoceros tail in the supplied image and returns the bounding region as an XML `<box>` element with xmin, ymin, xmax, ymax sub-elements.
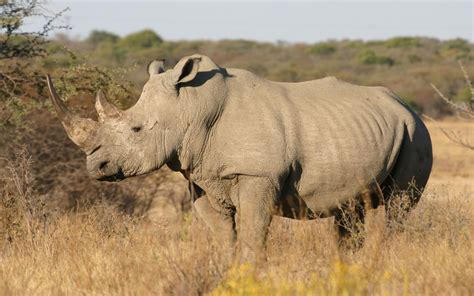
<box><xmin>376</xmin><ymin>113</ymin><xmax>433</xmax><ymax>228</ymax></box>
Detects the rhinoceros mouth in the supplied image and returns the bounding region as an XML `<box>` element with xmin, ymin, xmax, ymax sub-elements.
<box><xmin>96</xmin><ymin>168</ymin><xmax>126</xmax><ymax>182</ymax></box>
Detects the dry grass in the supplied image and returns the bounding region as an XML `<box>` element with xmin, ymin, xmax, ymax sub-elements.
<box><xmin>426</xmin><ymin>119</ymin><xmax>474</xmax><ymax>179</ymax></box>
<box><xmin>0</xmin><ymin>120</ymin><xmax>473</xmax><ymax>295</ymax></box>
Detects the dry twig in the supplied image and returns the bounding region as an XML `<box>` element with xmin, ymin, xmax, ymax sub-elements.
<box><xmin>429</xmin><ymin>61</ymin><xmax>473</xmax><ymax>150</ymax></box>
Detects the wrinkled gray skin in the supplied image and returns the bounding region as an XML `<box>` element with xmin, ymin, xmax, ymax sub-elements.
<box><xmin>47</xmin><ymin>54</ymin><xmax>432</xmax><ymax>261</ymax></box>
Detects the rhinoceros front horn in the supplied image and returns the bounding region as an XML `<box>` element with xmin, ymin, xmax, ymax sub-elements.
<box><xmin>46</xmin><ymin>75</ymin><xmax>99</xmax><ymax>151</ymax></box>
<box><xmin>95</xmin><ymin>90</ymin><xmax>122</xmax><ymax>122</ymax></box>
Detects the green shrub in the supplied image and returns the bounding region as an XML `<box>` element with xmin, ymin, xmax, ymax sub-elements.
<box><xmin>269</xmin><ymin>65</ymin><xmax>299</xmax><ymax>82</ymax></box>
<box><xmin>0</xmin><ymin>1</ymin><xmax>71</xmax><ymax>128</ymax></box>
<box><xmin>366</xmin><ymin>40</ymin><xmax>384</xmax><ymax>46</ymax></box>
<box><xmin>94</xmin><ymin>42</ymin><xmax>127</xmax><ymax>63</ymax></box>
<box><xmin>118</xmin><ymin>29</ymin><xmax>163</xmax><ymax>50</ymax></box>
<box><xmin>344</xmin><ymin>40</ymin><xmax>366</xmax><ymax>49</ymax></box>
<box><xmin>45</xmin><ymin>41</ymin><xmax>65</xmax><ymax>55</ymax></box>
<box><xmin>310</xmin><ymin>43</ymin><xmax>336</xmax><ymax>55</ymax></box>
<box><xmin>385</xmin><ymin>37</ymin><xmax>420</xmax><ymax>48</ymax></box>
<box><xmin>87</xmin><ymin>30</ymin><xmax>120</xmax><ymax>45</ymax></box>
<box><xmin>408</xmin><ymin>54</ymin><xmax>421</xmax><ymax>63</ymax></box>
<box><xmin>453</xmin><ymin>87</ymin><xmax>472</xmax><ymax>103</ymax></box>
<box><xmin>443</xmin><ymin>38</ymin><xmax>471</xmax><ymax>52</ymax></box>
<box><xmin>441</xmin><ymin>38</ymin><xmax>471</xmax><ymax>59</ymax></box>
<box><xmin>357</xmin><ymin>49</ymin><xmax>394</xmax><ymax>66</ymax></box>
<box><xmin>397</xmin><ymin>94</ymin><xmax>419</xmax><ymax>111</ymax></box>
<box><xmin>358</xmin><ymin>50</ymin><xmax>377</xmax><ymax>64</ymax></box>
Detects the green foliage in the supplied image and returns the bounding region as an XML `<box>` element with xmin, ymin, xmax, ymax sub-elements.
<box><xmin>0</xmin><ymin>0</ymin><xmax>69</xmax><ymax>60</ymax></box>
<box><xmin>0</xmin><ymin>0</ymin><xmax>71</xmax><ymax>129</ymax></box>
<box><xmin>408</xmin><ymin>54</ymin><xmax>421</xmax><ymax>63</ymax></box>
<box><xmin>269</xmin><ymin>64</ymin><xmax>300</xmax><ymax>82</ymax></box>
<box><xmin>118</xmin><ymin>29</ymin><xmax>163</xmax><ymax>50</ymax></box>
<box><xmin>0</xmin><ymin>96</ymin><xmax>43</xmax><ymax>129</ymax></box>
<box><xmin>56</xmin><ymin>34</ymin><xmax>469</xmax><ymax>116</ymax></box>
<box><xmin>0</xmin><ymin>0</ymin><xmax>136</xmax><ymax>131</ymax></box>
<box><xmin>2</xmin><ymin>17</ymin><xmax>472</xmax><ymax>123</ymax></box>
<box><xmin>443</xmin><ymin>39</ymin><xmax>471</xmax><ymax>52</ymax></box>
<box><xmin>357</xmin><ymin>49</ymin><xmax>395</xmax><ymax>66</ymax></box>
<box><xmin>397</xmin><ymin>94</ymin><xmax>420</xmax><ymax>111</ymax></box>
<box><xmin>310</xmin><ymin>43</ymin><xmax>336</xmax><ymax>55</ymax></box>
<box><xmin>385</xmin><ymin>36</ymin><xmax>420</xmax><ymax>48</ymax></box>
<box><xmin>453</xmin><ymin>86</ymin><xmax>472</xmax><ymax>103</ymax></box>
<box><xmin>221</xmin><ymin>39</ymin><xmax>258</xmax><ymax>53</ymax></box>
<box><xmin>366</xmin><ymin>40</ymin><xmax>385</xmax><ymax>46</ymax></box>
<box><xmin>95</xmin><ymin>42</ymin><xmax>127</xmax><ymax>63</ymax></box>
<box><xmin>344</xmin><ymin>40</ymin><xmax>366</xmax><ymax>49</ymax></box>
<box><xmin>358</xmin><ymin>50</ymin><xmax>377</xmax><ymax>64</ymax></box>
<box><xmin>441</xmin><ymin>38</ymin><xmax>472</xmax><ymax>59</ymax></box>
<box><xmin>55</xmin><ymin>64</ymin><xmax>136</xmax><ymax>109</ymax></box>
<box><xmin>45</xmin><ymin>41</ymin><xmax>65</xmax><ymax>55</ymax></box>
<box><xmin>87</xmin><ymin>30</ymin><xmax>120</xmax><ymax>46</ymax></box>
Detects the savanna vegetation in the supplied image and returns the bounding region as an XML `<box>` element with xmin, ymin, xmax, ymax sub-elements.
<box><xmin>0</xmin><ymin>1</ymin><xmax>473</xmax><ymax>294</ymax></box>
<box><xmin>52</xmin><ymin>29</ymin><xmax>473</xmax><ymax>116</ymax></box>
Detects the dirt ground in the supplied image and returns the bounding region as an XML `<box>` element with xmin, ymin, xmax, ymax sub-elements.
<box><xmin>424</xmin><ymin>120</ymin><xmax>473</xmax><ymax>197</ymax></box>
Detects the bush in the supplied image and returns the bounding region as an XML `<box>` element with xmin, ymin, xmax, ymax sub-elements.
<box><xmin>408</xmin><ymin>54</ymin><xmax>421</xmax><ymax>63</ymax></box>
<box><xmin>118</xmin><ymin>29</ymin><xmax>163</xmax><ymax>50</ymax></box>
<box><xmin>0</xmin><ymin>147</ymin><xmax>48</xmax><ymax>242</ymax></box>
<box><xmin>0</xmin><ymin>0</ymin><xmax>70</xmax><ymax>129</ymax></box>
<box><xmin>441</xmin><ymin>38</ymin><xmax>471</xmax><ymax>59</ymax></box>
<box><xmin>443</xmin><ymin>38</ymin><xmax>471</xmax><ymax>53</ymax></box>
<box><xmin>453</xmin><ymin>86</ymin><xmax>472</xmax><ymax>103</ymax></box>
<box><xmin>385</xmin><ymin>37</ymin><xmax>420</xmax><ymax>48</ymax></box>
<box><xmin>87</xmin><ymin>30</ymin><xmax>120</xmax><ymax>46</ymax></box>
<box><xmin>310</xmin><ymin>43</ymin><xmax>336</xmax><ymax>55</ymax></box>
<box><xmin>344</xmin><ymin>40</ymin><xmax>365</xmax><ymax>49</ymax></box>
<box><xmin>94</xmin><ymin>42</ymin><xmax>127</xmax><ymax>63</ymax></box>
<box><xmin>357</xmin><ymin>49</ymin><xmax>395</xmax><ymax>66</ymax></box>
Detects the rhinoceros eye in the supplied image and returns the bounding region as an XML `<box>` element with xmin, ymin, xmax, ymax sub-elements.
<box><xmin>131</xmin><ymin>126</ymin><xmax>142</xmax><ymax>133</ymax></box>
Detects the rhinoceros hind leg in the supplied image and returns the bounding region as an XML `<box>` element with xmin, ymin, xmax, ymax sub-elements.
<box><xmin>383</xmin><ymin>184</ymin><xmax>422</xmax><ymax>232</ymax></box>
<box><xmin>334</xmin><ymin>198</ymin><xmax>366</xmax><ymax>250</ymax></box>
<box><xmin>381</xmin><ymin>120</ymin><xmax>432</xmax><ymax>231</ymax></box>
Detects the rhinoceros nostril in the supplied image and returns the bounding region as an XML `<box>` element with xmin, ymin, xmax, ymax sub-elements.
<box><xmin>99</xmin><ymin>160</ymin><xmax>109</xmax><ymax>171</ymax></box>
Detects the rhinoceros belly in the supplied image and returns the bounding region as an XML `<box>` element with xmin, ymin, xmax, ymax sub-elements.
<box><xmin>286</xmin><ymin>80</ymin><xmax>407</xmax><ymax>214</ymax></box>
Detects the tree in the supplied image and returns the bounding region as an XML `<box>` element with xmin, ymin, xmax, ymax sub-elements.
<box><xmin>0</xmin><ymin>0</ymin><xmax>69</xmax><ymax>60</ymax></box>
<box><xmin>0</xmin><ymin>0</ymin><xmax>69</xmax><ymax>127</ymax></box>
<box><xmin>118</xmin><ymin>29</ymin><xmax>163</xmax><ymax>50</ymax></box>
<box><xmin>87</xmin><ymin>30</ymin><xmax>120</xmax><ymax>46</ymax></box>
<box><xmin>357</xmin><ymin>49</ymin><xmax>394</xmax><ymax>66</ymax></box>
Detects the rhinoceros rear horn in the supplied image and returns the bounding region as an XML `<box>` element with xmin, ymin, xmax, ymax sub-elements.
<box><xmin>46</xmin><ymin>75</ymin><xmax>99</xmax><ymax>151</ymax></box>
<box><xmin>95</xmin><ymin>90</ymin><xmax>122</xmax><ymax>122</ymax></box>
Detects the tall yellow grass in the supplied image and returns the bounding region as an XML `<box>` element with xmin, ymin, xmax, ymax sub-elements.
<box><xmin>0</xmin><ymin>120</ymin><xmax>472</xmax><ymax>295</ymax></box>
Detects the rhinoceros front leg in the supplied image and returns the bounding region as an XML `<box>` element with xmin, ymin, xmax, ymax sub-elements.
<box><xmin>193</xmin><ymin>196</ymin><xmax>236</xmax><ymax>250</ymax></box>
<box><xmin>233</xmin><ymin>176</ymin><xmax>278</xmax><ymax>262</ymax></box>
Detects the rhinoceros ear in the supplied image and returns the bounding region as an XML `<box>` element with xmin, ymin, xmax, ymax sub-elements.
<box><xmin>147</xmin><ymin>59</ymin><xmax>165</xmax><ymax>76</ymax></box>
<box><xmin>172</xmin><ymin>56</ymin><xmax>201</xmax><ymax>85</ymax></box>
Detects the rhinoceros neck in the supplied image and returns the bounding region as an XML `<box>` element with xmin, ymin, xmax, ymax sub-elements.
<box><xmin>175</xmin><ymin>77</ymin><xmax>228</xmax><ymax>173</ymax></box>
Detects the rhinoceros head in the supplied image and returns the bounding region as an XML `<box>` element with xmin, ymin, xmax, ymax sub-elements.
<box><xmin>48</xmin><ymin>54</ymin><xmax>221</xmax><ymax>181</ymax></box>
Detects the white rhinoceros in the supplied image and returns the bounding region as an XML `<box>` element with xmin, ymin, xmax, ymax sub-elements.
<box><xmin>47</xmin><ymin>54</ymin><xmax>432</xmax><ymax>261</ymax></box>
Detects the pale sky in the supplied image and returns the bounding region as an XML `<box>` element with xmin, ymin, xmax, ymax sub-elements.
<box><xmin>26</xmin><ymin>0</ymin><xmax>473</xmax><ymax>42</ymax></box>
